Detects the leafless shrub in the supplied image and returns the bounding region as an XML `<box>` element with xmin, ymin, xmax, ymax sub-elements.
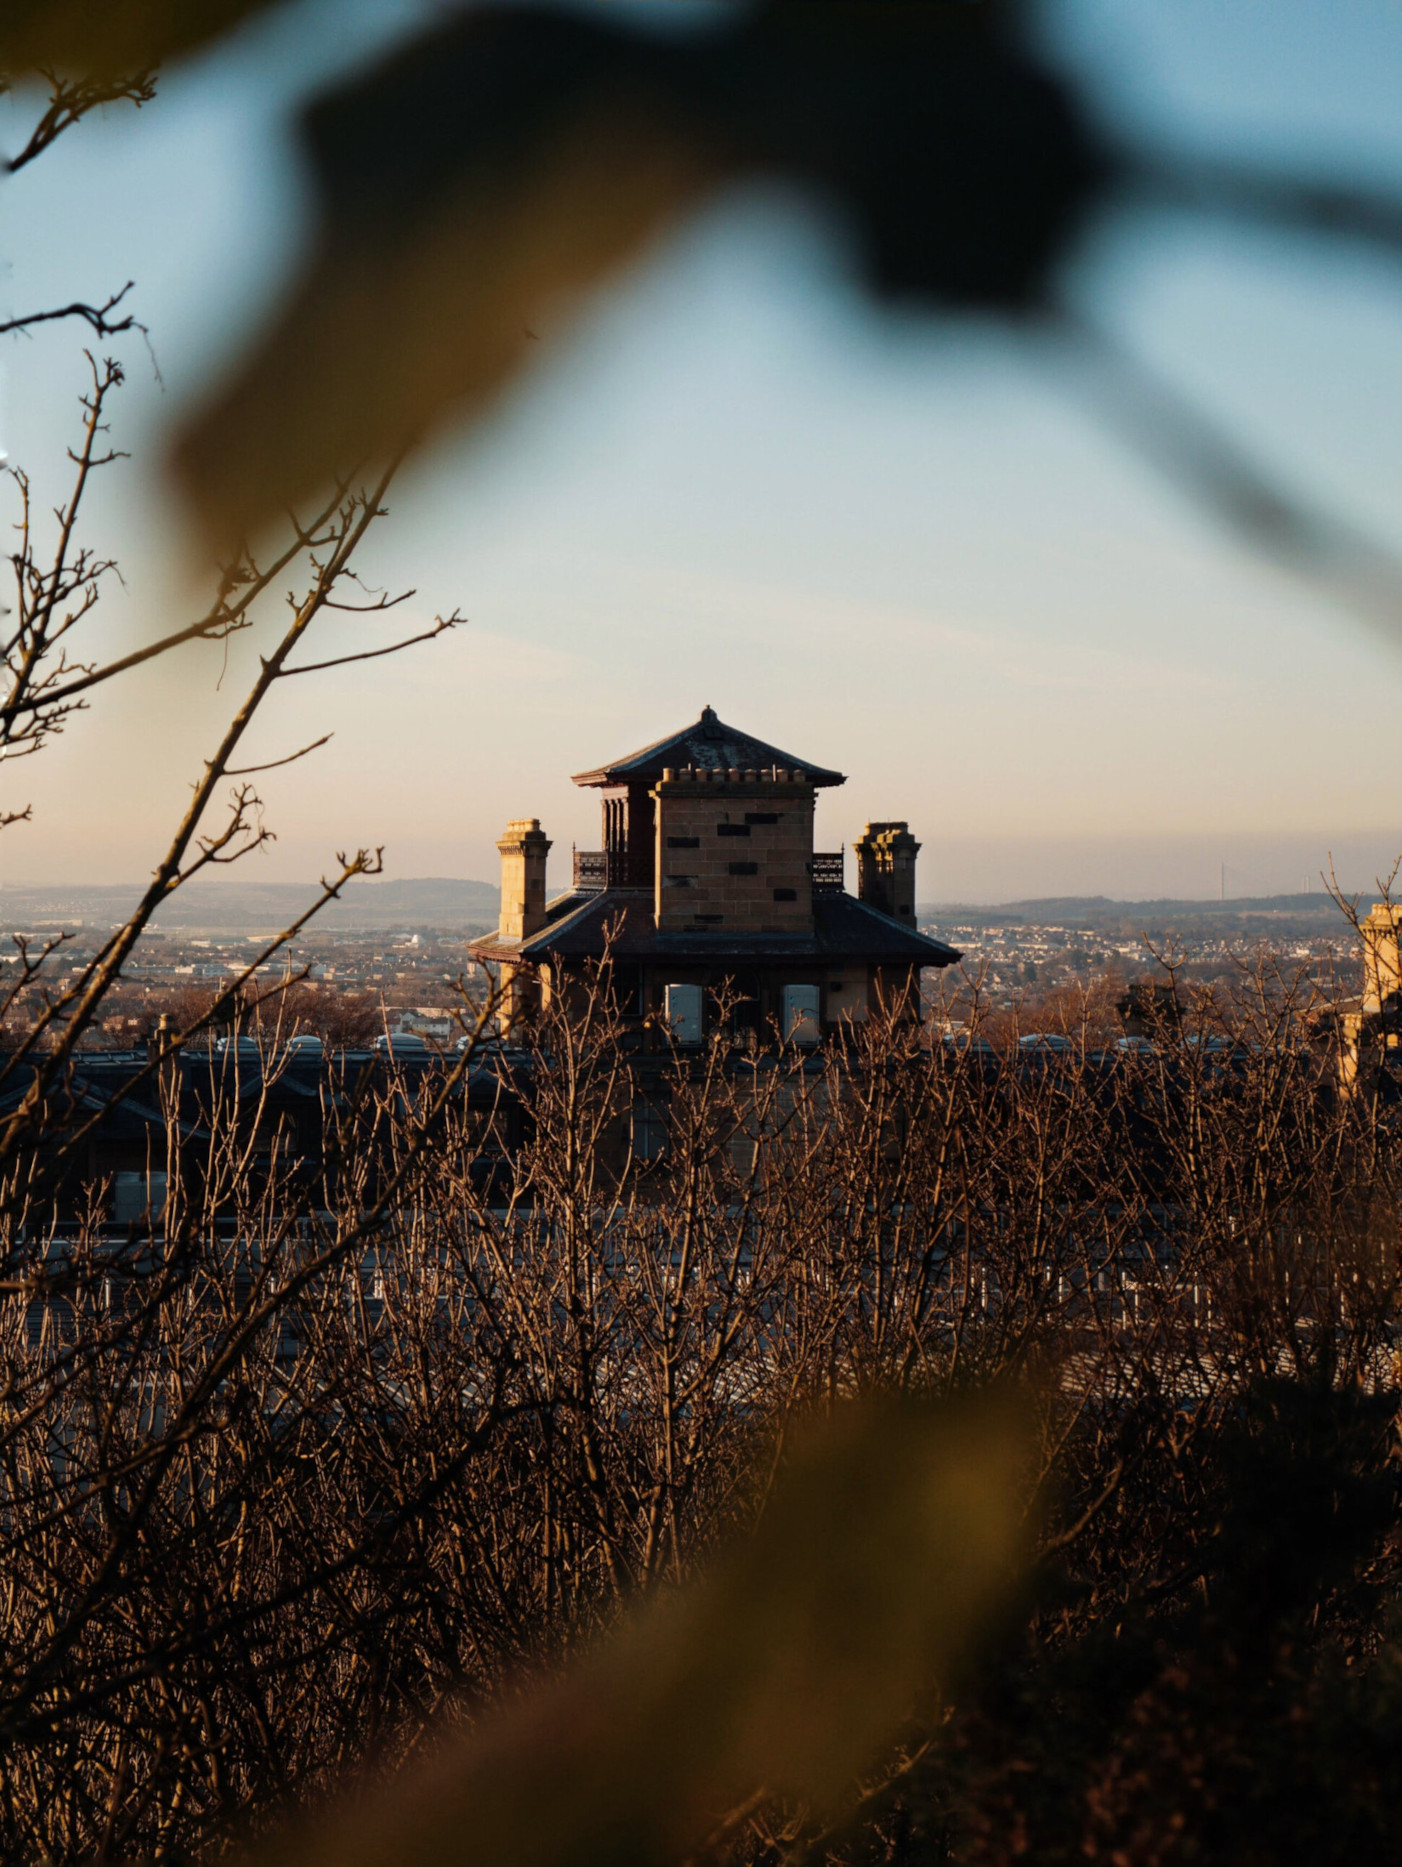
<box><xmin>0</xmin><ymin>944</ymin><xmax>1397</xmax><ymax>1859</ymax></box>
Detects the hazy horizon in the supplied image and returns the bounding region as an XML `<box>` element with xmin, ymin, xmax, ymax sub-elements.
<box><xmin>4</xmin><ymin>849</ymin><xmax>1399</xmax><ymax>914</ymax></box>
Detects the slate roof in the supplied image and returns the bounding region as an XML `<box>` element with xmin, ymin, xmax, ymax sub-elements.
<box><xmin>0</xmin><ymin>1050</ymin><xmax>516</xmax><ymax>1130</ymax></box>
<box><xmin>472</xmin><ymin>890</ymin><xmax>961</xmax><ymax>969</ymax></box>
<box><xmin>571</xmin><ymin>706</ymin><xmax>846</xmax><ymax>789</ymax></box>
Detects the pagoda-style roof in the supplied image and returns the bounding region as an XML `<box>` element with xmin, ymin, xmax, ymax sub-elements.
<box><xmin>571</xmin><ymin>706</ymin><xmax>847</xmax><ymax>790</ymax></box>
<box><xmin>472</xmin><ymin>891</ymin><xmax>960</xmax><ymax>970</ymax></box>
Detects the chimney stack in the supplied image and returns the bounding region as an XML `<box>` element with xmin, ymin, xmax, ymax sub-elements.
<box><xmin>1362</xmin><ymin>902</ymin><xmax>1402</xmax><ymax>1012</ymax></box>
<box><xmin>497</xmin><ymin>818</ymin><xmax>552</xmax><ymax>941</ymax></box>
<box><xmin>854</xmin><ymin>821</ymin><xmax>921</xmax><ymax>923</ymax></box>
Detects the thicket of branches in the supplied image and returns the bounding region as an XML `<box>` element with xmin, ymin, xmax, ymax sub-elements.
<box><xmin>2</xmin><ymin>961</ymin><xmax>1401</xmax><ymax>1861</ymax></box>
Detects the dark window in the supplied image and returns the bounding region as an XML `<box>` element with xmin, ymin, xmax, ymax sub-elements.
<box><xmin>729</xmin><ymin>861</ymin><xmax>758</xmax><ymax>876</ymax></box>
<box><xmin>717</xmin><ymin>823</ymin><xmax>751</xmax><ymax>837</ymax></box>
<box><xmin>667</xmin><ymin>835</ymin><xmax>700</xmax><ymax>848</ymax></box>
<box><xmin>694</xmin><ymin>913</ymin><xmax>724</xmax><ymax>924</ymax></box>
<box><xmin>773</xmin><ymin>887</ymin><xmax>797</xmax><ymax>902</ymax></box>
<box><xmin>745</xmin><ymin>812</ymin><xmax>780</xmax><ymax>825</ymax></box>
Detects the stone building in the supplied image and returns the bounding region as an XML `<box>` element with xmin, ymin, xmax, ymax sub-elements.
<box><xmin>471</xmin><ymin>707</ymin><xmax>959</xmax><ymax>1041</ymax></box>
<box><xmin>1338</xmin><ymin>901</ymin><xmax>1402</xmax><ymax>1095</ymax></box>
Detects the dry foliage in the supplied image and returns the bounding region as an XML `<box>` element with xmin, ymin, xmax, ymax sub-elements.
<box><xmin>0</xmin><ymin>963</ymin><xmax>1400</xmax><ymax>1861</ymax></box>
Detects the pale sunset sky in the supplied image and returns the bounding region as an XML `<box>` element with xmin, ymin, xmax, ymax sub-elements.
<box><xmin>3</xmin><ymin>0</ymin><xmax>1402</xmax><ymax>903</ymax></box>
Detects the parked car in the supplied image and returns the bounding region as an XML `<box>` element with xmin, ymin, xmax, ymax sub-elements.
<box><xmin>373</xmin><ymin>1034</ymin><xmax>430</xmax><ymax>1057</ymax></box>
<box><xmin>214</xmin><ymin>1035</ymin><xmax>261</xmax><ymax>1059</ymax></box>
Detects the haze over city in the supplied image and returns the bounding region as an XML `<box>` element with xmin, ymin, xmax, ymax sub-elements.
<box><xmin>3</xmin><ymin>0</ymin><xmax>1402</xmax><ymax>904</ymax></box>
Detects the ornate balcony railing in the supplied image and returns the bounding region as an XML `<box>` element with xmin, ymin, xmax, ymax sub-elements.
<box><xmin>573</xmin><ymin>849</ymin><xmax>607</xmax><ymax>891</ymax></box>
<box><xmin>810</xmin><ymin>851</ymin><xmax>844</xmax><ymax>894</ymax></box>
<box><xmin>581</xmin><ymin>847</ymin><xmax>845</xmax><ymax>892</ymax></box>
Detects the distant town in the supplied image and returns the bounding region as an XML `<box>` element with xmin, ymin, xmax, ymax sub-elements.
<box><xmin>0</xmin><ymin>878</ymin><xmax>1363</xmax><ymax>1047</ymax></box>
<box><xmin>933</xmin><ymin>891</ymin><xmax>1359</xmax><ymax>1009</ymax></box>
<box><xmin>0</xmin><ymin>882</ymin><xmax>498</xmax><ymax>1048</ymax></box>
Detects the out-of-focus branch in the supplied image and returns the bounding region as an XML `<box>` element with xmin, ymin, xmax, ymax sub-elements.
<box><xmin>1140</xmin><ymin>152</ymin><xmax>1402</xmax><ymax>265</ymax></box>
<box><xmin>0</xmin><ymin>281</ymin><xmax>144</xmax><ymax>340</ymax></box>
<box><xmin>1058</xmin><ymin>313</ymin><xmax>1402</xmax><ymax>646</ymax></box>
<box><xmin>4</xmin><ymin>67</ymin><xmax>156</xmax><ymax>172</ymax></box>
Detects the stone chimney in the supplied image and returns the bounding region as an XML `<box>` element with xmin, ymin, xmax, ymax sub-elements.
<box><xmin>1361</xmin><ymin>902</ymin><xmax>1402</xmax><ymax>1011</ymax></box>
<box><xmin>854</xmin><ymin>821</ymin><xmax>921</xmax><ymax>923</ymax></box>
<box><xmin>497</xmin><ymin>818</ymin><xmax>552</xmax><ymax>941</ymax></box>
<box><xmin>146</xmin><ymin>1009</ymin><xmax>181</xmax><ymax>1107</ymax></box>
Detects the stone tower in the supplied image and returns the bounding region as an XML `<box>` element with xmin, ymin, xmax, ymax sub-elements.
<box><xmin>853</xmin><ymin>821</ymin><xmax>921</xmax><ymax>923</ymax></box>
<box><xmin>471</xmin><ymin>710</ymin><xmax>964</xmax><ymax>1050</ymax></box>
<box><xmin>651</xmin><ymin>765</ymin><xmax>816</xmax><ymax>934</ymax></box>
<box><xmin>497</xmin><ymin>818</ymin><xmax>552</xmax><ymax>941</ymax></box>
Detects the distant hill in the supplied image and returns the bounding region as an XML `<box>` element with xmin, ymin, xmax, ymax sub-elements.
<box><xmin>0</xmin><ymin>877</ymin><xmax>500</xmax><ymax>934</ymax></box>
<box><xmin>921</xmin><ymin>893</ymin><xmax>1355</xmax><ymax>936</ymax></box>
<box><xmin>2</xmin><ymin>879</ymin><xmax>1365</xmax><ymax>941</ymax></box>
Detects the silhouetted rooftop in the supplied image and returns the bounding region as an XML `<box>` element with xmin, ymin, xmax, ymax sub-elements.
<box><xmin>571</xmin><ymin>706</ymin><xmax>846</xmax><ymax>789</ymax></box>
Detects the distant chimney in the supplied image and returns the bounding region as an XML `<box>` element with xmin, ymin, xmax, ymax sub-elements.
<box><xmin>497</xmin><ymin>818</ymin><xmax>552</xmax><ymax>941</ymax></box>
<box><xmin>146</xmin><ymin>1010</ymin><xmax>181</xmax><ymax>1103</ymax></box>
<box><xmin>854</xmin><ymin>821</ymin><xmax>921</xmax><ymax>923</ymax></box>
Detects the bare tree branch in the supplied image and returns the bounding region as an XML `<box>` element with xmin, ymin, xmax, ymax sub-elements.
<box><xmin>278</xmin><ymin>611</ymin><xmax>459</xmax><ymax>678</ymax></box>
<box><xmin>0</xmin><ymin>281</ymin><xmax>145</xmax><ymax>341</ymax></box>
<box><xmin>225</xmin><ymin>732</ymin><xmax>333</xmax><ymax>777</ymax></box>
<box><xmin>5</xmin><ymin>69</ymin><xmax>156</xmax><ymax>174</ymax></box>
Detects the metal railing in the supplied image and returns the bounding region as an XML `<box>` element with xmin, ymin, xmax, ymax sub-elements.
<box><xmin>573</xmin><ymin>849</ymin><xmax>607</xmax><ymax>890</ymax></box>
<box><xmin>810</xmin><ymin>851</ymin><xmax>844</xmax><ymax>894</ymax></box>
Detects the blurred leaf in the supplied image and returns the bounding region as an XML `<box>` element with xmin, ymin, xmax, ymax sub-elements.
<box><xmin>172</xmin><ymin>2</ymin><xmax>1105</xmax><ymax>544</ymax></box>
<box><xmin>179</xmin><ymin>90</ymin><xmax>716</xmax><ymax>547</ymax></box>
<box><xmin>0</xmin><ymin>0</ymin><xmax>289</xmax><ymax>76</ymax></box>
<box><xmin>254</xmin><ymin>1390</ymin><xmax>1028</xmax><ymax>1867</ymax></box>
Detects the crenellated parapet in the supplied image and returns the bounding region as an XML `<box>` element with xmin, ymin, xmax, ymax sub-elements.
<box><xmin>655</xmin><ymin>764</ymin><xmax>810</xmax><ymax>786</ymax></box>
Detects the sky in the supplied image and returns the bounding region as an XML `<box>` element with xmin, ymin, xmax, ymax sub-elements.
<box><xmin>3</xmin><ymin>0</ymin><xmax>1402</xmax><ymax>905</ymax></box>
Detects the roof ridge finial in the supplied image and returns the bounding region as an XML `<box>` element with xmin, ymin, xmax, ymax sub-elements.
<box><xmin>699</xmin><ymin>704</ymin><xmax>721</xmax><ymax>739</ymax></box>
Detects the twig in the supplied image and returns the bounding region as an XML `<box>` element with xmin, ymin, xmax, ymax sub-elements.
<box><xmin>224</xmin><ymin>734</ymin><xmax>333</xmax><ymax>777</ymax></box>
<box><xmin>279</xmin><ymin>612</ymin><xmax>459</xmax><ymax>677</ymax></box>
